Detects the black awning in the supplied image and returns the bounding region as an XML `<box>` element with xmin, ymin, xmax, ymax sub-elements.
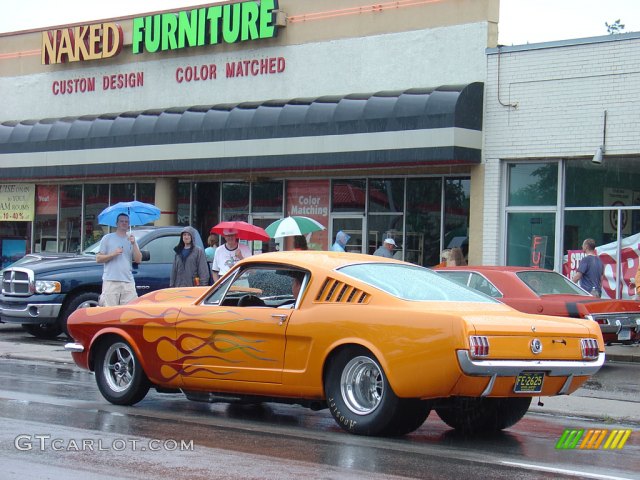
<box><xmin>0</xmin><ymin>83</ymin><xmax>483</xmax><ymax>179</ymax></box>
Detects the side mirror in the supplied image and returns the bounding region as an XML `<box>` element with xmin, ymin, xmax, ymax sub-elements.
<box><xmin>140</xmin><ymin>250</ymin><xmax>150</xmax><ymax>262</ymax></box>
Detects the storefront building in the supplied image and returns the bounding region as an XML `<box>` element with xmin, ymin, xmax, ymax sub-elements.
<box><xmin>0</xmin><ymin>0</ymin><xmax>497</xmax><ymax>268</ymax></box>
<box><xmin>483</xmin><ymin>32</ymin><xmax>640</xmax><ymax>298</ymax></box>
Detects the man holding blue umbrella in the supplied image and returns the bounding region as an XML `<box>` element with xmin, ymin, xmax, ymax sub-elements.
<box><xmin>96</xmin><ymin>213</ymin><xmax>142</xmax><ymax>306</ymax></box>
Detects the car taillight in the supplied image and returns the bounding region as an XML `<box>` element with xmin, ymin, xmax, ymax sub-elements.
<box><xmin>581</xmin><ymin>338</ymin><xmax>599</xmax><ymax>360</ymax></box>
<box><xmin>469</xmin><ymin>335</ymin><xmax>489</xmax><ymax>357</ymax></box>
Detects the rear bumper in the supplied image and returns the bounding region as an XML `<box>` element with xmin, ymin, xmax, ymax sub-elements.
<box><xmin>457</xmin><ymin>350</ymin><xmax>605</xmax><ymax>377</ymax></box>
<box><xmin>456</xmin><ymin>350</ymin><xmax>605</xmax><ymax>397</ymax></box>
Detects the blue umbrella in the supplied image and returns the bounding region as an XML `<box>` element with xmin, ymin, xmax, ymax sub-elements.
<box><xmin>98</xmin><ymin>201</ymin><xmax>161</xmax><ymax>227</ymax></box>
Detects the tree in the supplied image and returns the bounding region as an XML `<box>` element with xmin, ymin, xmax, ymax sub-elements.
<box><xmin>605</xmin><ymin>19</ymin><xmax>625</xmax><ymax>35</ymax></box>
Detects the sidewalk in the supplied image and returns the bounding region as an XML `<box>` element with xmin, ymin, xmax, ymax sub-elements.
<box><xmin>1</xmin><ymin>324</ymin><xmax>639</xmax><ymax>425</ymax></box>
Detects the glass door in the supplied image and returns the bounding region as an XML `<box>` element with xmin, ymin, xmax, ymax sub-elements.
<box><xmin>331</xmin><ymin>216</ymin><xmax>365</xmax><ymax>253</ymax></box>
<box><xmin>251</xmin><ymin>215</ymin><xmax>280</xmax><ymax>254</ymax></box>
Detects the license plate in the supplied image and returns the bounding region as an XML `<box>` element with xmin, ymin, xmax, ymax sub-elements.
<box><xmin>618</xmin><ymin>329</ymin><xmax>631</xmax><ymax>341</ymax></box>
<box><xmin>514</xmin><ymin>372</ymin><xmax>544</xmax><ymax>393</ymax></box>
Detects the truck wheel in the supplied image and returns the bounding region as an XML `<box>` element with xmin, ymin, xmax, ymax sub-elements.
<box><xmin>22</xmin><ymin>323</ymin><xmax>63</xmax><ymax>339</ymax></box>
<box><xmin>95</xmin><ymin>338</ymin><xmax>150</xmax><ymax>405</ymax></box>
<box><xmin>60</xmin><ymin>292</ymin><xmax>100</xmax><ymax>337</ymax></box>
<box><xmin>324</xmin><ymin>347</ymin><xmax>399</xmax><ymax>436</ymax></box>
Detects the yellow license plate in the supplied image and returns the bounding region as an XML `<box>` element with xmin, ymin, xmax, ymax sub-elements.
<box><xmin>514</xmin><ymin>372</ymin><xmax>544</xmax><ymax>393</ymax></box>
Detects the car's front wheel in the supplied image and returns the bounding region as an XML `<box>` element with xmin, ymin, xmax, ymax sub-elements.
<box><xmin>22</xmin><ymin>322</ymin><xmax>63</xmax><ymax>339</ymax></box>
<box><xmin>435</xmin><ymin>396</ymin><xmax>531</xmax><ymax>433</ymax></box>
<box><xmin>94</xmin><ymin>338</ymin><xmax>150</xmax><ymax>405</ymax></box>
<box><xmin>325</xmin><ymin>347</ymin><xmax>400</xmax><ymax>436</ymax></box>
<box><xmin>60</xmin><ymin>292</ymin><xmax>100</xmax><ymax>337</ymax></box>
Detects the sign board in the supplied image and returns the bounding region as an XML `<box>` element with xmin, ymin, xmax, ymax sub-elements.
<box><xmin>0</xmin><ymin>184</ymin><xmax>35</xmax><ymax>221</ymax></box>
<box><xmin>603</xmin><ymin>188</ymin><xmax>632</xmax><ymax>235</ymax></box>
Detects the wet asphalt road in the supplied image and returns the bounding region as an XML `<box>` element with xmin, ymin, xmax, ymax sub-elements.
<box><xmin>0</xmin><ymin>357</ymin><xmax>638</xmax><ymax>479</ymax></box>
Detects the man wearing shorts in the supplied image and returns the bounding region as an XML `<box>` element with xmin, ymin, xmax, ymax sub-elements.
<box><xmin>96</xmin><ymin>213</ymin><xmax>142</xmax><ymax>306</ymax></box>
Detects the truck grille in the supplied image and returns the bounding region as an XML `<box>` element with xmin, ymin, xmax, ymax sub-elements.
<box><xmin>1</xmin><ymin>268</ymin><xmax>33</xmax><ymax>296</ymax></box>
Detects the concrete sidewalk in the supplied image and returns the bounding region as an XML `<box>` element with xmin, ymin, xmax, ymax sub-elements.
<box><xmin>1</xmin><ymin>324</ymin><xmax>639</xmax><ymax>426</ymax></box>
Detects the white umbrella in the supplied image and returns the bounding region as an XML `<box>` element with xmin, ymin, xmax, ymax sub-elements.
<box><xmin>265</xmin><ymin>216</ymin><xmax>325</xmax><ymax>238</ymax></box>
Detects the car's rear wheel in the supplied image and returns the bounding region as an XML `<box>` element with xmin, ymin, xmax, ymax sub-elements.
<box><xmin>325</xmin><ymin>347</ymin><xmax>399</xmax><ymax>436</ymax></box>
<box><xmin>22</xmin><ymin>322</ymin><xmax>63</xmax><ymax>339</ymax></box>
<box><xmin>381</xmin><ymin>399</ymin><xmax>431</xmax><ymax>436</ymax></box>
<box><xmin>95</xmin><ymin>338</ymin><xmax>150</xmax><ymax>405</ymax></box>
<box><xmin>435</xmin><ymin>396</ymin><xmax>531</xmax><ymax>433</ymax></box>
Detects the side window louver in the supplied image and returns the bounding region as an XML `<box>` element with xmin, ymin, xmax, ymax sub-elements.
<box><xmin>315</xmin><ymin>277</ymin><xmax>370</xmax><ymax>304</ymax></box>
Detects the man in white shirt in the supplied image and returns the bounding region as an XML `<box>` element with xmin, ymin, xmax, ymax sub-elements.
<box><xmin>211</xmin><ymin>228</ymin><xmax>252</xmax><ymax>282</ymax></box>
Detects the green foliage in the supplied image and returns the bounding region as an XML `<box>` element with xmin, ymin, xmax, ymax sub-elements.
<box><xmin>605</xmin><ymin>19</ymin><xmax>625</xmax><ymax>35</ymax></box>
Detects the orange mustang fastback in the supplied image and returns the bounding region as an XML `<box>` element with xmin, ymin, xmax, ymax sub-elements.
<box><xmin>66</xmin><ymin>251</ymin><xmax>604</xmax><ymax>436</ymax></box>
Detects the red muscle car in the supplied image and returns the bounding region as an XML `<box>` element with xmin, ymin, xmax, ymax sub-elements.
<box><xmin>435</xmin><ymin>266</ymin><xmax>640</xmax><ymax>345</ymax></box>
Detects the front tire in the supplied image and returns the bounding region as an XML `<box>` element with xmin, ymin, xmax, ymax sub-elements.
<box><xmin>22</xmin><ymin>322</ymin><xmax>62</xmax><ymax>339</ymax></box>
<box><xmin>60</xmin><ymin>292</ymin><xmax>100</xmax><ymax>337</ymax></box>
<box><xmin>435</xmin><ymin>397</ymin><xmax>531</xmax><ymax>434</ymax></box>
<box><xmin>325</xmin><ymin>347</ymin><xmax>399</xmax><ymax>436</ymax></box>
<box><xmin>95</xmin><ymin>338</ymin><xmax>150</xmax><ymax>405</ymax></box>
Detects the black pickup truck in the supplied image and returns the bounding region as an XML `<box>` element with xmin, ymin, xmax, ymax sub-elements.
<box><xmin>0</xmin><ymin>227</ymin><xmax>204</xmax><ymax>338</ymax></box>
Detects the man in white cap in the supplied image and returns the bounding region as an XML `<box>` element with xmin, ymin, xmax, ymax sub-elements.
<box><xmin>211</xmin><ymin>228</ymin><xmax>252</xmax><ymax>281</ymax></box>
<box><xmin>373</xmin><ymin>238</ymin><xmax>396</xmax><ymax>258</ymax></box>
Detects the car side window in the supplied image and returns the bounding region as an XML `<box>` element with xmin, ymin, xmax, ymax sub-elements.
<box><xmin>214</xmin><ymin>266</ymin><xmax>307</xmax><ymax>308</ymax></box>
<box><xmin>468</xmin><ymin>273</ymin><xmax>502</xmax><ymax>298</ymax></box>
<box><xmin>142</xmin><ymin>235</ymin><xmax>179</xmax><ymax>264</ymax></box>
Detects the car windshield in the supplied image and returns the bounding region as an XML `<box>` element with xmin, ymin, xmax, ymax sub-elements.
<box><xmin>82</xmin><ymin>230</ymin><xmax>149</xmax><ymax>255</ymax></box>
<box><xmin>516</xmin><ymin>270</ymin><xmax>590</xmax><ymax>296</ymax></box>
<box><xmin>338</xmin><ymin>263</ymin><xmax>497</xmax><ymax>303</ymax></box>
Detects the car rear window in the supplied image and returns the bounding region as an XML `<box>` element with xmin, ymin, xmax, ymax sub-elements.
<box><xmin>516</xmin><ymin>270</ymin><xmax>589</xmax><ymax>296</ymax></box>
<box><xmin>339</xmin><ymin>263</ymin><xmax>497</xmax><ymax>303</ymax></box>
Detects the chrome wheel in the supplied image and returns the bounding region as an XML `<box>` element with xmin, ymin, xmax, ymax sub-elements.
<box><xmin>102</xmin><ymin>342</ymin><xmax>136</xmax><ymax>393</ymax></box>
<box><xmin>340</xmin><ymin>355</ymin><xmax>384</xmax><ymax>415</ymax></box>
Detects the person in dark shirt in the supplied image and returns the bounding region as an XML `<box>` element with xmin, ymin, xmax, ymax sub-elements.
<box><xmin>573</xmin><ymin>238</ymin><xmax>604</xmax><ymax>296</ymax></box>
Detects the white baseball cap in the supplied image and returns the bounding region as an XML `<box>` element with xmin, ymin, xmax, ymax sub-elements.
<box><xmin>383</xmin><ymin>238</ymin><xmax>396</xmax><ymax>246</ymax></box>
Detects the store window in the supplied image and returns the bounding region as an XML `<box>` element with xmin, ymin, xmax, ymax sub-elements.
<box><xmin>33</xmin><ymin>185</ymin><xmax>58</xmax><ymax>253</ymax></box>
<box><xmin>193</xmin><ymin>182</ymin><xmax>220</xmax><ymax>243</ymax></box>
<box><xmin>110</xmin><ymin>183</ymin><xmax>135</xmax><ymax>204</ymax></box>
<box><xmin>367</xmin><ymin>178</ymin><xmax>404</xmax><ymax>256</ymax></box>
<box><xmin>252</xmin><ymin>182</ymin><xmax>283</xmax><ymax>213</ymax></box>
<box><xmin>136</xmin><ymin>183</ymin><xmax>155</xmax><ymax>204</ymax></box>
<box><xmin>406</xmin><ymin>178</ymin><xmax>442</xmax><ymax>266</ymax></box>
<box><xmin>222</xmin><ymin>182</ymin><xmax>250</xmax><ymax>221</ymax></box>
<box><xmin>58</xmin><ymin>185</ymin><xmax>82</xmax><ymax>253</ymax></box>
<box><xmin>177</xmin><ymin>182</ymin><xmax>191</xmax><ymax>226</ymax></box>
<box><xmin>332</xmin><ymin>179</ymin><xmax>366</xmax><ymax>212</ymax></box>
<box><xmin>444</xmin><ymin>178</ymin><xmax>471</xmax><ymax>260</ymax></box>
<box><xmin>507</xmin><ymin>212</ymin><xmax>555</xmax><ymax>270</ymax></box>
<box><xmin>84</xmin><ymin>184</ymin><xmax>108</xmax><ymax>249</ymax></box>
<box><xmin>508</xmin><ymin>163</ymin><xmax>558</xmax><ymax>207</ymax></box>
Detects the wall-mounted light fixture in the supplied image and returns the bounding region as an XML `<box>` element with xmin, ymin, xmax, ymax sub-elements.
<box><xmin>592</xmin><ymin>110</ymin><xmax>607</xmax><ymax>164</ymax></box>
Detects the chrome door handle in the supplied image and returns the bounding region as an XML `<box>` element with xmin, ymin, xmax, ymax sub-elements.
<box><xmin>271</xmin><ymin>314</ymin><xmax>288</xmax><ymax>325</ymax></box>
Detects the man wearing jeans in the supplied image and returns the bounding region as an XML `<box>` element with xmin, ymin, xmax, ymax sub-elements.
<box><xmin>96</xmin><ymin>213</ymin><xmax>142</xmax><ymax>306</ymax></box>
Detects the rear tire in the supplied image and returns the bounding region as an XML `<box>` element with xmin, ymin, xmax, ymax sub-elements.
<box><xmin>382</xmin><ymin>399</ymin><xmax>431</xmax><ymax>436</ymax></box>
<box><xmin>325</xmin><ymin>347</ymin><xmax>399</xmax><ymax>436</ymax></box>
<box><xmin>94</xmin><ymin>338</ymin><xmax>150</xmax><ymax>405</ymax></box>
<box><xmin>436</xmin><ymin>397</ymin><xmax>531</xmax><ymax>434</ymax></box>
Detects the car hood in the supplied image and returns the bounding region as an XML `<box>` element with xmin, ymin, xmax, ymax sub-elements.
<box><xmin>128</xmin><ymin>287</ymin><xmax>207</xmax><ymax>306</ymax></box>
<box><xmin>10</xmin><ymin>254</ymin><xmax>98</xmax><ymax>273</ymax></box>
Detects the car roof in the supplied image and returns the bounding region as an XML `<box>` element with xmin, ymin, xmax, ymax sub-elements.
<box><xmin>439</xmin><ymin>266</ymin><xmax>553</xmax><ymax>273</ymax></box>
<box><xmin>239</xmin><ymin>251</ymin><xmax>405</xmax><ymax>272</ymax></box>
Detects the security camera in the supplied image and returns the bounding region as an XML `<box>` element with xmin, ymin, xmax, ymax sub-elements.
<box><xmin>592</xmin><ymin>145</ymin><xmax>604</xmax><ymax>164</ymax></box>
